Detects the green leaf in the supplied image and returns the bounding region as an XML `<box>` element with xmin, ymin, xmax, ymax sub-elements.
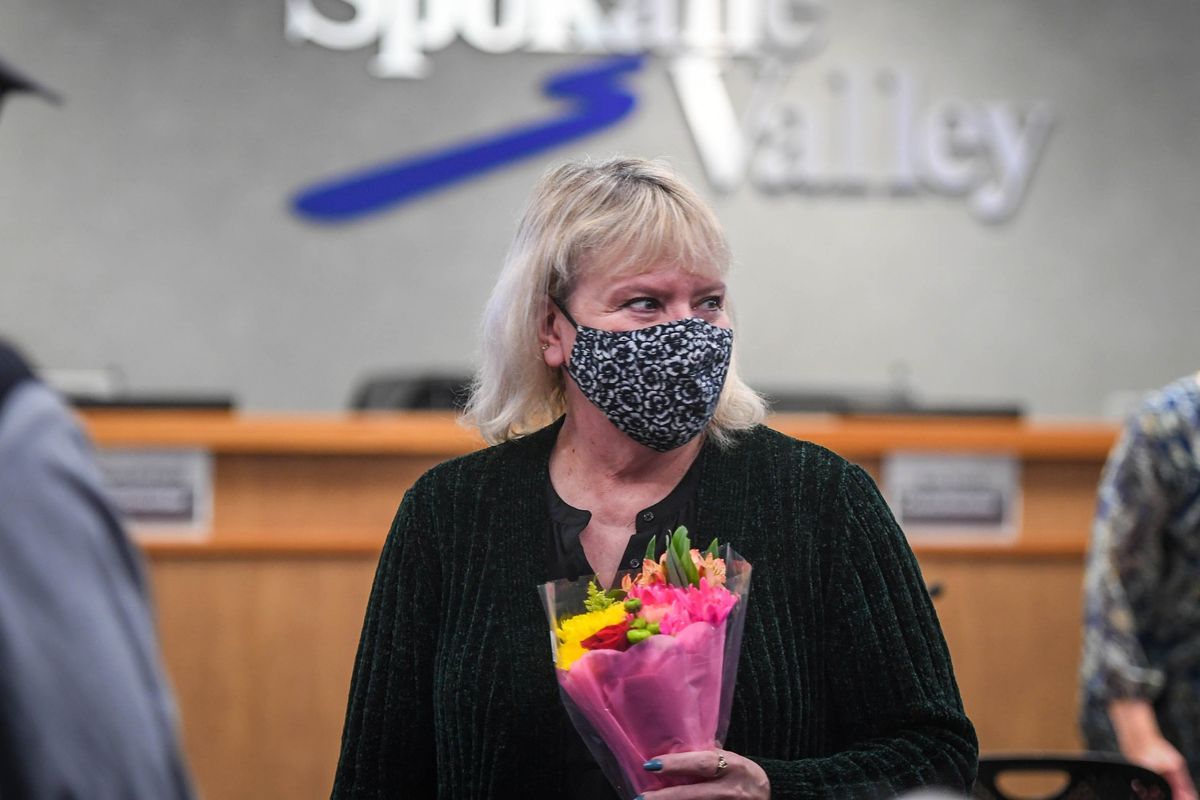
<box><xmin>706</xmin><ymin>538</ymin><xmax>720</xmax><ymax>558</ymax></box>
<box><xmin>669</xmin><ymin>526</ymin><xmax>700</xmax><ymax>586</ymax></box>
<box><xmin>671</xmin><ymin>525</ymin><xmax>690</xmax><ymax>552</ymax></box>
<box><xmin>669</xmin><ymin>527</ymin><xmax>686</xmax><ymax>565</ymax></box>
<box><xmin>665</xmin><ymin>548</ymin><xmax>688</xmax><ymax>586</ymax></box>
<box><xmin>644</xmin><ymin>536</ymin><xmax>658</xmax><ymax>563</ymax></box>
<box><xmin>584</xmin><ymin>579</ymin><xmax>614</xmax><ymax>612</ymax></box>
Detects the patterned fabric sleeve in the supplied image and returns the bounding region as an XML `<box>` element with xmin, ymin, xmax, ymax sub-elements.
<box><xmin>1080</xmin><ymin>397</ymin><xmax>1180</xmax><ymax>703</ymax></box>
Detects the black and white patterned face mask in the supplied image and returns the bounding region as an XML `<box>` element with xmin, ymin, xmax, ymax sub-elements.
<box><xmin>554</xmin><ymin>298</ymin><xmax>733</xmax><ymax>452</ymax></box>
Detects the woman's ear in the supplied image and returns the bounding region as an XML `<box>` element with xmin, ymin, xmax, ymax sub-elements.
<box><xmin>539</xmin><ymin>297</ymin><xmax>568</xmax><ymax>368</ymax></box>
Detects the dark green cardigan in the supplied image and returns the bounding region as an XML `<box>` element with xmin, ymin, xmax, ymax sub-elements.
<box><xmin>332</xmin><ymin>422</ymin><xmax>977</xmax><ymax>798</ymax></box>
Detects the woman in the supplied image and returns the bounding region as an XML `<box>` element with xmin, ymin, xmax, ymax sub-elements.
<box><xmin>332</xmin><ymin>157</ymin><xmax>977</xmax><ymax>799</ymax></box>
<box><xmin>1080</xmin><ymin>372</ymin><xmax>1200</xmax><ymax>800</ymax></box>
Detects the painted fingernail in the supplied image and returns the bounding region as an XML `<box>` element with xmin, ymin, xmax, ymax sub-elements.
<box><xmin>643</xmin><ymin>759</ymin><xmax>663</xmax><ymax>771</ymax></box>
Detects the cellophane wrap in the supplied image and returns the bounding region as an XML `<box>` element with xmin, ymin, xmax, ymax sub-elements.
<box><xmin>538</xmin><ymin>548</ymin><xmax>751</xmax><ymax>798</ymax></box>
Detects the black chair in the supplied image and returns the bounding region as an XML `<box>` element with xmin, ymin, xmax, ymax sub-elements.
<box><xmin>350</xmin><ymin>373</ymin><xmax>471</xmax><ymax>411</ymax></box>
<box><xmin>973</xmin><ymin>754</ymin><xmax>1171</xmax><ymax>800</ymax></box>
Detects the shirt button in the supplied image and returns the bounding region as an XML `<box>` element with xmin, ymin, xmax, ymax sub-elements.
<box><xmin>641</xmin><ymin>511</ymin><xmax>655</xmax><ymax>522</ymax></box>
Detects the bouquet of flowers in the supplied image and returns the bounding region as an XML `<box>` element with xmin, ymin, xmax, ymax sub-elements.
<box><xmin>538</xmin><ymin>527</ymin><xmax>752</xmax><ymax>798</ymax></box>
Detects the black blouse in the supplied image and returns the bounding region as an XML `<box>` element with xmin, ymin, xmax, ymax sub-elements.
<box><xmin>544</xmin><ymin>455</ymin><xmax>703</xmax><ymax>800</ymax></box>
<box><xmin>544</xmin><ymin>454</ymin><xmax>703</xmax><ymax>586</ymax></box>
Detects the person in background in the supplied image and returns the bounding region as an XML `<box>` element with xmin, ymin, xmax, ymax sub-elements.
<box><xmin>0</xmin><ymin>59</ymin><xmax>194</xmax><ymax>800</ymax></box>
<box><xmin>0</xmin><ymin>340</ymin><xmax>195</xmax><ymax>799</ymax></box>
<box><xmin>1081</xmin><ymin>371</ymin><xmax>1200</xmax><ymax>800</ymax></box>
<box><xmin>332</xmin><ymin>156</ymin><xmax>977</xmax><ymax>799</ymax></box>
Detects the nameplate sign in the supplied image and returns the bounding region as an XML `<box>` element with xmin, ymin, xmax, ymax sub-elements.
<box><xmin>882</xmin><ymin>452</ymin><xmax>1020</xmax><ymax>543</ymax></box>
<box><xmin>95</xmin><ymin>448</ymin><xmax>214</xmax><ymax>541</ymax></box>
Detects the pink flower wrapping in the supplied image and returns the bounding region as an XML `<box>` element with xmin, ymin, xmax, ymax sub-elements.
<box><xmin>539</xmin><ymin>546</ymin><xmax>752</xmax><ymax>798</ymax></box>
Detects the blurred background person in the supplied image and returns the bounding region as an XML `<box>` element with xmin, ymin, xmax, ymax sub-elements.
<box><xmin>0</xmin><ymin>339</ymin><xmax>195</xmax><ymax>799</ymax></box>
<box><xmin>0</xmin><ymin>59</ymin><xmax>194</xmax><ymax>800</ymax></box>
<box><xmin>1081</xmin><ymin>371</ymin><xmax>1200</xmax><ymax>800</ymax></box>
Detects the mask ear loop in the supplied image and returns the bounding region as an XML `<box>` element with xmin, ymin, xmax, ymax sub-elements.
<box><xmin>551</xmin><ymin>296</ymin><xmax>581</xmax><ymax>330</ymax></box>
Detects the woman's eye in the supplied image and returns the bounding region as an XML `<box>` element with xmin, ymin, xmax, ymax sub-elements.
<box><xmin>623</xmin><ymin>297</ymin><xmax>660</xmax><ymax>312</ymax></box>
<box><xmin>697</xmin><ymin>296</ymin><xmax>724</xmax><ymax>311</ymax></box>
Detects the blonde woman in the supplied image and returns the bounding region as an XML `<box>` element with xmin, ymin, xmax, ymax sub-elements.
<box><xmin>332</xmin><ymin>157</ymin><xmax>977</xmax><ymax>799</ymax></box>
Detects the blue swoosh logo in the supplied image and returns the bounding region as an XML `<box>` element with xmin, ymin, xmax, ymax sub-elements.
<box><xmin>292</xmin><ymin>55</ymin><xmax>645</xmax><ymax>222</ymax></box>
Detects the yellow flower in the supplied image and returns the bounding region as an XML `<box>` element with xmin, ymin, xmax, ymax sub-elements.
<box><xmin>555</xmin><ymin>604</ymin><xmax>627</xmax><ymax>670</ymax></box>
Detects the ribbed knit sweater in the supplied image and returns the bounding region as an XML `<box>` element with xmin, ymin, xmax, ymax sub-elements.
<box><xmin>331</xmin><ymin>422</ymin><xmax>977</xmax><ymax>799</ymax></box>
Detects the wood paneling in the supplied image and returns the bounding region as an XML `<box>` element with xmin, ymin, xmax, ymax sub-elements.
<box><xmin>149</xmin><ymin>553</ymin><xmax>377</xmax><ymax>800</ymax></box>
<box><xmin>82</xmin><ymin>409</ymin><xmax>485</xmax><ymax>454</ymax></box>
<box><xmin>209</xmin><ymin>453</ymin><xmax>440</xmax><ymax>542</ymax></box>
<box><xmin>86</xmin><ymin>412</ymin><xmax>1120</xmax><ymax>798</ymax></box>
<box><xmin>84</xmin><ymin>410</ymin><xmax>1115</xmax><ymax>460</ymax></box>
<box><xmin>149</xmin><ymin>549</ymin><xmax>1092</xmax><ymax>799</ymax></box>
<box><xmin>918</xmin><ymin>553</ymin><xmax>1087</xmax><ymax>753</ymax></box>
<box><xmin>1020</xmin><ymin>461</ymin><xmax>1104</xmax><ymax>548</ymax></box>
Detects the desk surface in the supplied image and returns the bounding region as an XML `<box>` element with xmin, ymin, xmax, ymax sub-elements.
<box><xmin>81</xmin><ymin>410</ymin><xmax>1118</xmax><ymax>459</ymax></box>
<box><xmin>80</xmin><ymin>410</ymin><xmax>1119</xmax><ymax>559</ymax></box>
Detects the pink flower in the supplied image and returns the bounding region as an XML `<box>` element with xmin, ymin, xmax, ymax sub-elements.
<box><xmin>626</xmin><ymin>580</ymin><xmax>738</xmax><ymax>635</ymax></box>
<box><xmin>638</xmin><ymin>602</ymin><xmax>673</xmax><ymax>625</ymax></box>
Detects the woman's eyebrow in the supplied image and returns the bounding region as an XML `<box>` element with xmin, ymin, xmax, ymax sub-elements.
<box><xmin>604</xmin><ymin>280</ymin><xmax>666</xmax><ymax>297</ymax></box>
<box><xmin>605</xmin><ymin>279</ymin><xmax>726</xmax><ymax>296</ymax></box>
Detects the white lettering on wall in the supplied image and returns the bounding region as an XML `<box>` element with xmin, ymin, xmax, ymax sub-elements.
<box><xmin>460</xmin><ymin>0</ymin><xmax>530</xmax><ymax>54</ymax></box>
<box><xmin>666</xmin><ymin>58</ymin><xmax>1054</xmax><ymax>223</ymax></box>
<box><xmin>284</xmin><ymin>0</ymin><xmax>1053</xmax><ymax>223</ymax></box>
<box><xmin>286</xmin><ymin>0</ymin><xmax>828</xmax><ymax>78</ymax></box>
<box><xmin>973</xmin><ymin>103</ymin><xmax>1055</xmax><ymax>221</ymax></box>
<box><xmin>528</xmin><ymin>0</ymin><xmax>605</xmax><ymax>53</ymax></box>
<box><xmin>668</xmin><ymin>55</ymin><xmax>747</xmax><ymax>192</ymax></box>
<box><xmin>285</xmin><ymin>0</ymin><xmax>385</xmax><ymax>51</ymax></box>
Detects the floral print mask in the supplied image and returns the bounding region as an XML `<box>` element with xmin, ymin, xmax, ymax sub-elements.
<box><xmin>554</xmin><ymin>298</ymin><xmax>733</xmax><ymax>452</ymax></box>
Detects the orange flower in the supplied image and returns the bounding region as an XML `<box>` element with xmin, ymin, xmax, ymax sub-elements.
<box><xmin>636</xmin><ymin>555</ymin><xmax>666</xmax><ymax>586</ymax></box>
<box><xmin>694</xmin><ymin>551</ymin><xmax>726</xmax><ymax>586</ymax></box>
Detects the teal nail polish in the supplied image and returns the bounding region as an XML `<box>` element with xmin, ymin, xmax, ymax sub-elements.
<box><xmin>643</xmin><ymin>759</ymin><xmax>662</xmax><ymax>771</ymax></box>
<box><xmin>633</xmin><ymin>796</ymin><xmax>645</xmax><ymax>800</ymax></box>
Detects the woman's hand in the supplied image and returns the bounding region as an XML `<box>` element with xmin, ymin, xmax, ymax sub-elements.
<box><xmin>636</xmin><ymin>749</ymin><xmax>770</xmax><ymax>799</ymax></box>
<box><xmin>1124</xmin><ymin>736</ymin><xmax>1196</xmax><ymax>800</ymax></box>
<box><xmin>1109</xmin><ymin>698</ymin><xmax>1198</xmax><ymax>800</ymax></box>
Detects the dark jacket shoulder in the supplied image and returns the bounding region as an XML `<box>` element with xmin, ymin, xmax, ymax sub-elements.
<box><xmin>714</xmin><ymin>423</ymin><xmax>858</xmax><ymax>487</ymax></box>
<box><xmin>406</xmin><ymin>421</ymin><xmax>557</xmax><ymax>501</ymax></box>
<box><xmin>0</xmin><ymin>340</ymin><xmax>36</xmax><ymax>417</ymax></box>
<box><xmin>732</xmin><ymin>422</ymin><xmax>845</xmax><ymax>458</ymax></box>
<box><xmin>711</xmin><ymin>424</ymin><xmax>895</xmax><ymax>552</ymax></box>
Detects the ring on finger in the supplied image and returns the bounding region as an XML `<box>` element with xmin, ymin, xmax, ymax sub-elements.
<box><xmin>715</xmin><ymin>754</ymin><xmax>729</xmax><ymax>775</ymax></box>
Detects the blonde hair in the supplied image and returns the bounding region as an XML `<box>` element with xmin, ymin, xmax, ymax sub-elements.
<box><xmin>463</xmin><ymin>156</ymin><xmax>766</xmax><ymax>445</ymax></box>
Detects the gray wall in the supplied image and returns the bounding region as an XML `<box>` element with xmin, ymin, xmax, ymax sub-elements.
<box><xmin>2</xmin><ymin>0</ymin><xmax>1198</xmax><ymax>415</ymax></box>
